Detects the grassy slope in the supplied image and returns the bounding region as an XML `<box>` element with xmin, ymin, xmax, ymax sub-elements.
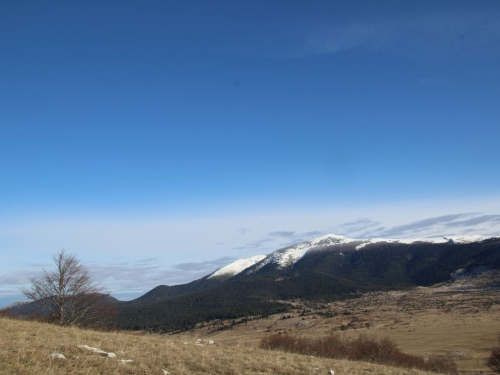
<box><xmin>178</xmin><ymin>285</ymin><xmax>500</xmax><ymax>373</ymax></box>
<box><xmin>0</xmin><ymin>317</ymin><xmax>437</xmax><ymax>375</ymax></box>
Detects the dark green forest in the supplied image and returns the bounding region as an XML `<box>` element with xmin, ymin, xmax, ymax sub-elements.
<box><xmin>114</xmin><ymin>238</ymin><xmax>500</xmax><ymax>332</ymax></box>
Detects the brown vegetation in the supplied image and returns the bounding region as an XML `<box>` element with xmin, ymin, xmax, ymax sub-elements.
<box><xmin>0</xmin><ymin>317</ymin><xmax>439</xmax><ymax>375</ymax></box>
<box><xmin>181</xmin><ymin>276</ymin><xmax>500</xmax><ymax>373</ymax></box>
<box><xmin>261</xmin><ymin>333</ymin><xmax>457</xmax><ymax>374</ymax></box>
<box><xmin>488</xmin><ymin>335</ymin><xmax>500</xmax><ymax>373</ymax></box>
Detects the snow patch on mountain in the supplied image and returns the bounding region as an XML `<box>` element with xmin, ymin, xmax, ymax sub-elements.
<box><xmin>448</xmin><ymin>234</ymin><xmax>490</xmax><ymax>244</ymax></box>
<box><xmin>355</xmin><ymin>237</ymin><xmax>448</xmax><ymax>250</ymax></box>
<box><xmin>253</xmin><ymin>234</ymin><xmax>356</xmax><ymax>271</ymax></box>
<box><xmin>208</xmin><ymin>255</ymin><xmax>266</xmax><ymax>279</ymax></box>
<box><xmin>246</xmin><ymin>233</ymin><xmax>500</xmax><ymax>272</ymax></box>
<box><xmin>355</xmin><ymin>234</ymin><xmax>498</xmax><ymax>250</ymax></box>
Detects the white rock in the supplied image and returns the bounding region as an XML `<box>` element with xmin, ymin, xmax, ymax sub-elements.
<box><xmin>162</xmin><ymin>370</ymin><xmax>171</xmax><ymax>375</ymax></box>
<box><xmin>50</xmin><ymin>353</ymin><xmax>66</xmax><ymax>359</ymax></box>
<box><xmin>329</xmin><ymin>370</ymin><xmax>335</xmax><ymax>375</ymax></box>
<box><xmin>77</xmin><ymin>344</ymin><xmax>116</xmax><ymax>358</ymax></box>
<box><xmin>119</xmin><ymin>359</ymin><xmax>133</xmax><ymax>364</ymax></box>
<box><xmin>207</xmin><ymin>340</ymin><xmax>215</xmax><ymax>345</ymax></box>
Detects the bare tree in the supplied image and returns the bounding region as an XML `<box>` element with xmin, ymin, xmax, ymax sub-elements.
<box><xmin>22</xmin><ymin>250</ymin><xmax>114</xmax><ymax>327</ymax></box>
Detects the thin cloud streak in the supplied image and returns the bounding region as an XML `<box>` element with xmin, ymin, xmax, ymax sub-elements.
<box><xmin>304</xmin><ymin>11</ymin><xmax>500</xmax><ymax>60</ymax></box>
<box><xmin>445</xmin><ymin>215</ymin><xmax>500</xmax><ymax>228</ymax></box>
<box><xmin>374</xmin><ymin>214</ymin><xmax>475</xmax><ymax>238</ymax></box>
<box><xmin>269</xmin><ymin>231</ymin><xmax>296</xmax><ymax>237</ymax></box>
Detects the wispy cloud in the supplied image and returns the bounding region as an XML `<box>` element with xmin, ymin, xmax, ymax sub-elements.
<box><xmin>269</xmin><ymin>231</ymin><xmax>296</xmax><ymax>237</ymax></box>
<box><xmin>235</xmin><ymin>238</ymin><xmax>273</xmax><ymax>250</ymax></box>
<box><xmin>88</xmin><ymin>256</ymin><xmax>236</xmax><ymax>298</ymax></box>
<box><xmin>135</xmin><ymin>258</ymin><xmax>158</xmax><ymax>263</ymax></box>
<box><xmin>172</xmin><ymin>257</ymin><xmax>235</xmax><ymax>272</ymax></box>
<box><xmin>0</xmin><ymin>269</ymin><xmax>42</xmax><ymax>286</ymax></box>
<box><xmin>302</xmin><ymin>230</ymin><xmax>324</xmax><ymax>237</ymax></box>
<box><xmin>0</xmin><ymin>256</ymin><xmax>239</xmax><ymax>304</ymax></box>
<box><xmin>374</xmin><ymin>213</ymin><xmax>474</xmax><ymax>238</ymax></box>
<box><xmin>337</xmin><ymin>218</ymin><xmax>381</xmax><ymax>235</ymax></box>
<box><xmin>297</xmin><ymin>11</ymin><xmax>500</xmax><ymax>61</ymax></box>
<box><xmin>445</xmin><ymin>215</ymin><xmax>500</xmax><ymax>228</ymax></box>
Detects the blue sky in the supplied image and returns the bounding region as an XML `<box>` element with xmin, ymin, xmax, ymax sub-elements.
<box><xmin>1</xmin><ymin>1</ymin><xmax>500</xmax><ymax>306</ymax></box>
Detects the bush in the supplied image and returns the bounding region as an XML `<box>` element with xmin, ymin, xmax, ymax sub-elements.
<box><xmin>488</xmin><ymin>335</ymin><xmax>500</xmax><ymax>373</ymax></box>
<box><xmin>260</xmin><ymin>333</ymin><xmax>457</xmax><ymax>374</ymax></box>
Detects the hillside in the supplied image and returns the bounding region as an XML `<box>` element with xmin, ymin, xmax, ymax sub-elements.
<box><xmin>0</xmin><ymin>317</ymin><xmax>438</xmax><ymax>375</ymax></box>
<box><xmin>115</xmin><ymin>234</ymin><xmax>500</xmax><ymax>332</ymax></box>
<box><xmin>8</xmin><ymin>234</ymin><xmax>500</xmax><ymax>335</ymax></box>
<box><xmin>178</xmin><ymin>269</ymin><xmax>500</xmax><ymax>373</ymax></box>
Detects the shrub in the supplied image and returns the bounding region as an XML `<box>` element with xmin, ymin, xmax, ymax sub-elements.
<box><xmin>260</xmin><ymin>333</ymin><xmax>309</xmax><ymax>354</ymax></box>
<box><xmin>260</xmin><ymin>333</ymin><xmax>457</xmax><ymax>374</ymax></box>
<box><xmin>488</xmin><ymin>335</ymin><xmax>500</xmax><ymax>373</ymax></box>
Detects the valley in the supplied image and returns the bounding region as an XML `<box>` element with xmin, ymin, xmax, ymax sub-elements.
<box><xmin>178</xmin><ymin>271</ymin><xmax>500</xmax><ymax>373</ymax></box>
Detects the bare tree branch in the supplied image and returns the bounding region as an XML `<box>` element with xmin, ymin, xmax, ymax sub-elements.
<box><xmin>22</xmin><ymin>249</ymin><xmax>115</xmax><ymax>327</ymax></box>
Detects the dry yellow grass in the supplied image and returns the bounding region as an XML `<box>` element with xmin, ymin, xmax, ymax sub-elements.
<box><xmin>179</xmin><ymin>285</ymin><xmax>500</xmax><ymax>374</ymax></box>
<box><xmin>0</xmin><ymin>317</ymin><xmax>439</xmax><ymax>375</ymax></box>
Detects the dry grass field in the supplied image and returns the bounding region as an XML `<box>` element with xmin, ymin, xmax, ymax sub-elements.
<box><xmin>179</xmin><ymin>272</ymin><xmax>500</xmax><ymax>374</ymax></box>
<box><xmin>0</xmin><ymin>317</ymin><xmax>440</xmax><ymax>375</ymax></box>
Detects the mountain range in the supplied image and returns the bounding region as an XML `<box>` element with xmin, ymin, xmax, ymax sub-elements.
<box><xmin>5</xmin><ymin>233</ymin><xmax>500</xmax><ymax>332</ymax></box>
<box><xmin>114</xmin><ymin>233</ymin><xmax>500</xmax><ymax>332</ymax></box>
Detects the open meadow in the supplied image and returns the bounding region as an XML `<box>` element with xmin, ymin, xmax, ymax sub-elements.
<box><xmin>0</xmin><ymin>317</ymin><xmax>444</xmax><ymax>375</ymax></box>
<box><xmin>178</xmin><ymin>273</ymin><xmax>500</xmax><ymax>374</ymax></box>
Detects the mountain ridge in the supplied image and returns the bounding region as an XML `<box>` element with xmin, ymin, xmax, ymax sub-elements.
<box><xmin>211</xmin><ymin>233</ymin><xmax>500</xmax><ymax>279</ymax></box>
<box><xmin>113</xmin><ymin>233</ymin><xmax>500</xmax><ymax>332</ymax></box>
<box><xmin>8</xmin><ymin>233</ymin><xmax>500</xmax><ymax>333</ymax></box>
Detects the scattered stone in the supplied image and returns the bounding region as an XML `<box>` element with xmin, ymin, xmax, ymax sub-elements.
<box><xmin>162</xmin><ymin>370</ymin><xmax>171</xmax><ymax>374</ymax></box>
<box><xmin>207</xmin><ymin>340</ymin><xmax>215</xmax><ymax>345</ymax></box>
<box><xmin>329</xmin><ymin>370</ymin><xmax>335</xmax><ymax>375</ymax></box>
<box><xmin>77</xmin><ymin>344</ymin><xmax>116</xmax><ymax>358</ymax></box>
<box><xmin>119</xmin><ymin>359</ymin><xmax>134</xmax><ymax>364</ymax></box>
<box><xmin>50</xmin><ymin>353</ymin><xmax>66</xmax><ymax>360</ymax></box>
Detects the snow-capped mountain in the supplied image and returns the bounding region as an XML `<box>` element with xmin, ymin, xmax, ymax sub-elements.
<box><xmin>353</xmin><ymin>234</ymin><xmax>493</xmax><ymax>249</ymax></box>
<box><xmin>208</xmin><ymin>255</ymin><xmax>266</xmax><ymax>279</ymax></box>
<box><xmin>252</xmin><ymin>234</ymin><xmax>356</xmax><ymax>271</ymax></box>
<box><xmin>115</xmin><ymin>232</ymin><xmax>500</xmax><ymax>332</ymax></box>
<box><xmin>246</xmin><ymin>233</ymin><xmax>500</xmax><ymax>272</ymax></box>
<box><xmin>205</xmin><ymin>234</ymin><xmax>500</xmax><ymax>279</ymax></box>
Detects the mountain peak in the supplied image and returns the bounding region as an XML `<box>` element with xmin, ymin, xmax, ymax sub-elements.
<box><xmin>250</xmin><ymin>234</ymin><xmax>356</xmax><ymax>271</ymax></box>
<box><xmin>310</xmin><ymin>233</ymin><xmax>353</xmax><ymax>243</ymax></box>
